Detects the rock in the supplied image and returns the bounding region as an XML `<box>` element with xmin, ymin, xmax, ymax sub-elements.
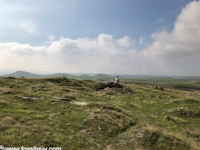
<box><xmin>71</xmin><ymin>101</ymin><xmax>88</xmax><ymax>106</ymax></box>
<box><xmin>154</xmin><ymin>86</ymin><xmax>164</xmax><ymax>91</ymax></box>
<box><xmin>95</xmin><ymin>82</ymin><xmax>123</xmax><ymax>90</ymax></box>
<box><xmin>95</xmin><ymin>82</ymin><xmax>134</xmax><ymax>95</ymax></box>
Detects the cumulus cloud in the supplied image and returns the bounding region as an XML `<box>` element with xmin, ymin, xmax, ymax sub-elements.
<box><xmin>144</xmin><ymin>1</ymin><xmax>200</xmax><ymax>75</ymax></box>
<box><xmin>0</xmin><ymin>1</ymin><xmax>200</xmax><ymax>75</ymax></box>
<box><xmin>0</xmin><ymin>33</ymin><xmax>144</xmax><ymax>74</ymax></box>
<box><xmin>117</xmin><ymin>36</ymin><xmax>136</xmax><ymax>47</ymax></box>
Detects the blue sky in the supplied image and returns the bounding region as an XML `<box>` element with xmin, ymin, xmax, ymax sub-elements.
<box><xmin>0</xmin><ymin>0</ymin><xmax>200</xmax><ymax>75</ymax></box>
<box><xmin>0</xmin><ymin>0</ymin><xmax>192</xmax><ymax>45</ymax></box>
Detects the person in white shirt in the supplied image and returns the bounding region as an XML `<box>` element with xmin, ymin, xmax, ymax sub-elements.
<box><xmin>114</xmin><ymin>76</ymin><xmax>119</xmax><ymax>85</ymax></box>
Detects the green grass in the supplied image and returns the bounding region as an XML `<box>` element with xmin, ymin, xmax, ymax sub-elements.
<box><xmin>0</xmin><ymin>77</ymin><xmax>200</xmax><ymax>150</ymax></box>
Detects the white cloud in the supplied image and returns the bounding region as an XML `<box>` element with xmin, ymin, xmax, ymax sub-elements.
<box><xmin>117</xmin><ymin>36</ymin><xmax>136</xmax><ymax>47</ymax></box>
<box><xmin>0</xmin><ymin>34</ymin><xmax>142</xmax><ymax>74</ymax></box>
<box><xmin>144</xmin><ymin>1</ymin><xmax>200</xmax><ymax>75</ymax></box>
<box><xmin>0</xmin><ymin>1</ymin><xmax>200</xmax><ymax>75</ymax></box>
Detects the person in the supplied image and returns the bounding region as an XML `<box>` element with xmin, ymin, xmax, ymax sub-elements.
<box><xmin>114</xmin><ymin>75</ymin><xmax>119</xmax><ymax>85</ymax></box>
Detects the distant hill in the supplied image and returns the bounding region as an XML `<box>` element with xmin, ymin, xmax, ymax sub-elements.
<box><xmin>2</xmin><ymin>71</ymin><xmax>200</xmax><ymax>85</ymax></box>
<box><xmin>3</xmin><ymin>71</ymin><xmax>45</xmax><ymax>78</ymax></box>
<box><xmin>2</xmin><ymin>71</ymin><xmax>114</xmax><ymax>81</ymax></box>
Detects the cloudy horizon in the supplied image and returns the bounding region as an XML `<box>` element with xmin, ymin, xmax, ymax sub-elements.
<box><xmin>0</xmin><ymin>0</ymin><xmax>200</xmax><ymax>76</ymax></box>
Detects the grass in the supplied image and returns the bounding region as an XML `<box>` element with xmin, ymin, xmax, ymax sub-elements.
<box><xmin>0</xmin><ymin>77</ymin><xmax>200</xmax><ymax>149</ymax></box>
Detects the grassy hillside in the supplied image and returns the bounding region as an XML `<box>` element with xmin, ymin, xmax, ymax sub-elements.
<box><xmin>0</xmin><ymin>77</ymin><xmax>200</xmax><ymax>149</ymax></box>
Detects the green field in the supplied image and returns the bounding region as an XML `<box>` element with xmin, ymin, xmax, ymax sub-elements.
<box><xmin>0</xmin><ymin>77</ymin><xmax>200</xmax><ymax>150</ymax></box>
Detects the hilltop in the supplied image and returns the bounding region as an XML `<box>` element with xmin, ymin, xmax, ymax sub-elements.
<box><xmin>0</xmin><ymin>77</ymin><xmax>200</xmax><ymax>149</ymax></box>
<box><xmin>3</xmin><ymin>71</ymin><xmax>44</xmax><ymax>78</ymax></box>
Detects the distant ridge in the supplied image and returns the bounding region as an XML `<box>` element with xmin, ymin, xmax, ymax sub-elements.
<box><xmin>2</xmin><ymin>71</ymin><xmax>200</xmax><ymax>81</ymax></box>
<box><xmin>1</xmin><ymin>71</ymin><xmax>114</xmax><ymax>81</ymax></box>
<box><xmin>3</xmin><ymin>71</ymin><xmax>44</xmax><ymax>78</ymax></box>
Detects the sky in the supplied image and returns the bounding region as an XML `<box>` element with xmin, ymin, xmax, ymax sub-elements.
<box><xmin>0</xmin><ymin>0</ymin><xmax>200</xmax><ymax>76</ymax></box>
